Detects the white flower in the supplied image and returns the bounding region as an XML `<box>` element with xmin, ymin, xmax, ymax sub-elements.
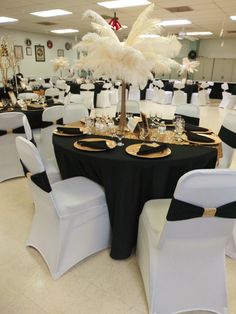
<box><xmin>179</xmin><ymin>57</ymin><xmax>200</xmax><ymax>74</ymax></box>
<box><xmin>51</xmin><ymin>57</ymin><xmax>69</xmax><ymax>72</ymax></box>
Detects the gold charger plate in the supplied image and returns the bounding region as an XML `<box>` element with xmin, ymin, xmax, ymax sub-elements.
<box><xmin>126</xmin><ymin>143</ymin><xmax>171</xmax><ymax>159</ymax></box>
<box><xmin>187</xmin><ymin>134</ymin><xmax>221</xmax><ymax>145</ymax></box>
<box><xmin>74</xmin><ymin>138</ymin><xmax>117</xmax><ymax>152</ymax></box>
<box><xmin>53</xmin><ymin>129</ymin><xmax>82</xmax><ymax>137</ymax></box>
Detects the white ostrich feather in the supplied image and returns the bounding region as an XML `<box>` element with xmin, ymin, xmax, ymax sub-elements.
<box><xmin>51</xmin><ymin>57</ymin><xmax>69</xmax><ymax>72</ymax></box>
<box><xmin>126</xmin><ymin>4</ymin><xmax>161</xmax><ymax>46</ymax></box>
<box><xmin>178</xmin><ymin>57</ymin><xmax>200</xmax><ymax>74</ymax></box>
<box><xmin>83</xmin><ymin>10</ymin><xmax>119</xmax><ymax>42</ymax></box>
<box><xmin>74</xmin><ymin>5</ymin><xmax>182</xmax><ymax>86</ymax></box>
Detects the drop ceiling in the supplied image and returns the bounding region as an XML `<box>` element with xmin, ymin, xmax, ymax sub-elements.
<box><xmin>1</xmin><ymin>0</ymin><xmax>236</xmax><ymax>40</ymax></box>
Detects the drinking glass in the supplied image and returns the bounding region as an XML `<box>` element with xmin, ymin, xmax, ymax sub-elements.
<box><xmin>115</xmin><ymin>129</ymin><xmax>125</xmax><ymax>146</ymax></box>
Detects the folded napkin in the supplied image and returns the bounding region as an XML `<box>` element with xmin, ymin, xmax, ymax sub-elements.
<box><xmin>137</xmin><ymin>143</ymin><xmax>168</xmax><ymax>155</ymax></box>
<box><xmin>57</xmin><ymin>127</ymin><xmax>82</xmax><ymax>135</ymax></box>
<box><xmin>186</xmin><ymin>132</ymin><xmax>215</xmax><ymax>143</ymax></box>
<box><xmin>77</xmin><ymin>140</ymin><xmax>110</xmax><ymax>150</ymax></box>
<box><xmin>185</xmin><ymin>123</ymin><xmax>209</xmax><ymax>132</ymax></box>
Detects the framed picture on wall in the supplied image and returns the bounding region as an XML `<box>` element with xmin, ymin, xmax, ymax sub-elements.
<box><xmin>26</xmin><ymin>47</ymin><xmax>32</xmax><ymax>56</ymax></box>
<box><xmin>35</xmin><ymin>45</ymin><xmax>45</xmax><ymax>62</ymax></box>
<box><xmin>57</xmin><ymin>49</ymin><xmax>64</xmax><ymax>57</ymax></box>
<box><xmin>14</xmin><ymin>45</ymin><xmax>24</xmax><ymax>60</ymax></box>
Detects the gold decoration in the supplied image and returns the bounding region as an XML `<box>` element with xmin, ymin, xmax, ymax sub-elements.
<box><xmin>203</xmin><ymin>208</ymin><xmax>217</xmax><ymax>217</ymax></box>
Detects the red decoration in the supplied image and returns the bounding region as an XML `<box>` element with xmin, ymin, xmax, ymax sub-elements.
<box><xmin>108</xmin><ymin>12</ymin><xmax>122</xmax><ymax>31</ymax></box>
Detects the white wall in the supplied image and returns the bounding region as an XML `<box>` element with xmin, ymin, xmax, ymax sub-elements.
<box><xmin>198</xmin><ymin>38</ymin><xmax>236</xmax><ymax>58</ymax></box>
<box><xmin>0</xmin><ymin>29</ymin><xmax>78</xmax><ymax>79</ymax></box>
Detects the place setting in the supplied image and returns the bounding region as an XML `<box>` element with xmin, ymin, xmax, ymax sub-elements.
<box><xmin>53</xmin><ymin>126</ymin><xmax>84</xmax><ymax>137</ymax></box>
<box><xmin>74</xmin><ymin>138</ymin><xmax>117</xmax><ymax>152</ymax></box>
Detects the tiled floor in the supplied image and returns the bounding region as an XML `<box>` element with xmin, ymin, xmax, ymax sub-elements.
<box><xmin>0</xmin><ymin>101</ymin><xmax>236</xmax><ymax>314</ymax></box>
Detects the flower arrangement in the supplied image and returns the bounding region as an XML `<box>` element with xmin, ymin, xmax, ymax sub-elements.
<box><xmin>51</xmin><ymin>57</ymin><xmax>69</xmax><ymax>78</ymax></box>
<box><xmin>0</xmin><ymin>35</ymin><xmax>20</xmax><ymax>90</ymax></box>
<box><xmin>178</xmin><ymin>57</ymin><xmax>200</xmax><ymax>81</ymax></box>
<box><xmin>75</xmin><ymin>4</ymin><xmax>182</xmax><ymax>129</ymax></box>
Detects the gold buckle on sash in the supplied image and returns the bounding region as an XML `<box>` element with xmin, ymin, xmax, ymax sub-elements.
<box><xmin>203</xmin><ymin>207</ymin><xmax>216</xmax><ymax>217</ymax></box>
<box><xmin>7</xmin><ymin>129</ymin><xmax>13</xmax><ymax>134</ymax></box>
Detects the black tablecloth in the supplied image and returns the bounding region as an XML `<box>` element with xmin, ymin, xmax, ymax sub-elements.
<box><xmin>53</xmin><ymin>135</ymin><xmax>217</xmax><ymax>260</ymax></box>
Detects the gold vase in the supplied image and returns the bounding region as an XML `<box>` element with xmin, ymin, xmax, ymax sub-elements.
<box><xmin>118</xmin><ymin>80</ymin><xmax>127</xmax><ymax>131</ymax></box>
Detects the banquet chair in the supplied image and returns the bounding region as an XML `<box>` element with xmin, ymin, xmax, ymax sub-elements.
<box><xmin>38</xmin><ymin>106</ymin><xmax>64</xmax><ymax>160</ymax></box>
<box><xmin>136</xmin><ymin>169</ymin><xmax>236</xmax><ymax>314</ymax></box>
<box><xmin>191</xmin><ymin>89</ymin><xmax>208</xmax><ymax>106</ymax></box>
<box><xmin>128</xmin><ymin>84</ymin><xmax>141</xmax><ymax>101</ymax></box>
<box><xmin>171</xmin><ymin>82</ymin><xmax>187</xmax><ymax>106</ymax></box>
<box><xmin>152</xmin><ymin>88</ymin><xmax>172</xmax><ymax>105</ymax></box>
<box><xmin>96</xmin><ymin>83</ymin><xmax>112</xmax><ymax>108</ymax></box>
<box><xmin>66</xmin><ymin>93</ymin><xmax>84</xmax><ymax>105</ymax></box>
<box><xmin>23</xmin><ymin>117</ymin><xmax>61</xmax><ymax>185</ymax></box>
<box><xmin>63</xmin><ymin>103</ymin><xmax>89</xmax><ymax>124</ymax></box>
<box><xmin>80</xmin><ymin>83</ymin><xmax>95</xmax><ymax>110</ymax></box>
<box><xmin>0</xmin><ymin>112</ymin><xmax>29</xmax><ymax>182</ymax></box>
<box><xmin>218</xmin><ymin>113</ymin><xmax>236</xmax><ymax>168</ymax></box>
<box><xmin>116</xmin><ymin>100</ymin><xmax>140</xmax><ymax>116</ymax></box>
<box><xmin>219</xmin><ymin>83</ymin><xmax>231</xmax><ymax>109</ymax></box>
<box><xmin>175</xmin><ymin>104</ymin><xmax>200</xmax><ymax>125</ymax></box>
<box><xmin>15</xmin><ymin>136</ymin><xmax>111</xmax><ymax>279</ymax></box>
<box><xmin>44</xmin><ymin>87</ymin><xmax>60</xmax><ymax>99</ymax></box>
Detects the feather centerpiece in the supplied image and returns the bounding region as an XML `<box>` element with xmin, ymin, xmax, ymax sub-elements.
<box><xmin>52</xmin><ymin>57</ymin><xmax>69</xmax><ymax>73</ymax></box>
<box><xmin>179</xmin><ymin>57</ymin><xmax>200</xmax><ymax>74</ymax></box>
<box><xmin>74</xmin><ymin>4</ymin><xmax>182</xmax><ymax>130</ymax></box>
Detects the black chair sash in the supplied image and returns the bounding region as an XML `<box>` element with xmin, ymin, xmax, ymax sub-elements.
<box><xmin>218</xmin><ymin>126</ymin><xmax>236</xmax><ymax>148</ymax></box>
<box><xmin>0</xmin><ymin>126</ymin><xmax>25</xmax><ymax>136</ymax></box>
<box><xmin>20</xmin><ymin>160</ymin><xmax>52</xmax><ymax>193</ymax></box>
<box><xmin>175</xmin><ymin>114</ymin><xmax>200</xmax><ymax>126</ymax></box>
<box><xmin>41</xmin><ymin>118</ymin><xmax>63</xmax><ymax>128</ymax></box>
<box><xmin>166</xmin><ymin>197</ymin><xmax>236</xmax><ymax>221</ymax></box>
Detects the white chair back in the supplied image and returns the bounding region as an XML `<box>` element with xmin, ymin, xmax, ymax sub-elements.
<box><xmin>128</xmin><ymin>85</ymin><xmax>140</xmax><ymax>101</ymax></box>
<box><xmin>0</xmin><ymin>112</ymin><xmax>28</xmax><ymax>181</ymax></box>
<box><xmin>96</xmin><ymin>90</ymin><xmax>111</xmax><ymax>108</ymax></box>
<box><xmin>171</xmin><ymin>90</ymin><xmax>187</xmax><ymax>106</ymax></box>
<box><xmin>218</xmin><ymin>113</ymin><xmax>236</xmax><ymax>168</ymax></box>
<box><xmin>45</xmin><ymin>88</ymin><xmax>60</xmax><ymax>98</ymax></box>
<box><xmin>63</xmin><ymin>104</ymin><xmax>89</xmax><ymax>124</ymax></box>
<box><xmin>116</xmin><ymin>100</ymin><xmax>140</xmax><ymax>114</ymax></box>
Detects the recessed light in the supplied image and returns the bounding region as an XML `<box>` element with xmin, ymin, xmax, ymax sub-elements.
<box><xmin>230</xmin><ymin>16</ymin><xmax>236</xmax><ymax>21</ymax></box>
<box><xmin>97</xmin><ymin>0</ymin><xmax>150</xmax><ymax>9</ymax></box>
<box><xmin>139</xmin><ymin>34</ymin><xmax>160</xmax><ymax>38</ymax></box>
<box><xmin>30</xmin><ymin>9</ymin><xmax>72</xmax><ymax>18</ymax></box>
<box><xmin>51</xmin><ymin>29</ymin><xmax>79</xmax><ymax>34</ymax></box>
<box><xmin>186</xmin><ymin>31</ymin><xmax>212</xmax><ymax>36</ymax></box>
<box><xmin>0</xmin><ymin>16</ymin><xmax>18</xmax><ymax>23</ymax></box>
<box><xmin>159</xmin><ymin>19</ymin><xmax>191</xmax><ymax>26</ymax></box>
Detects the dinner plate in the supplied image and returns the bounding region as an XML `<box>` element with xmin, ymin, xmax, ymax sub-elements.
<box><xmin>126</xmin><ymin>143</ymin><xmax>171</xmax><ymax>159</ymax></box>
<box><xmin>187</xmin><ymin>134</ymin><xmax>221</xmax><ymax>145</ymax></box>
<box><xmin>74</xmin><ymin>138</ymin><xmax>117</xmax><ymax>152</ymax></box>
<box><xmin>53</xmin><ymin>129</ymin><xmax>83</xmax><ymax>137</ymax></box>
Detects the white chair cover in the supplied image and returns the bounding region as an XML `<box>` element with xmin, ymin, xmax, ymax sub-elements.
<box><xmin>137</xmin><ymin>169</ymin><xmax>236</xmax><ymax>314</ymax></box>
<box><xmin>38</xmin><ymin>106</ymin><xmax>64</xmax><ymax>160</ymax></box>
<box><xmin>80</xmin><ymin>83</ymin><xmax>95</xmax><ymax>110</ymax></box>
<box><xmin>175</xmin><ymin>104</ymin><xmax>200</xmax><ymax>119</ymax></box>
<box><xmin>171</xmin><ymin>90</ymin><xmax>187</xmax><ymax>106</ymax></box>
<box><xmin>63</xmin><ymin>104</ymin><xmax>89</xmax><ymax>124</ymax></box>
<box><xmin>128</xmin><ymin>85</ymin><xmax>141</xmax><ymax>101</ymax></box>
<box><xmin>218</xmin><ymin>113</ymin><xmax>236</xmax><ymax>168</ymax></box>
<box><xmin>15</xmin><ymin>136</ymin><xmax>111</xmax><ymax>279</ymax></box>
<box><xmin>96</xmin><ymin>90</ymin><xmax>111</xmax><ymax>108</ymax></box>
<box><xmin>191</xmin><ymin>89</ymin><xmax>208</xmax><ymax>106</ymax></box>
<box><xmin>0</xmin><ymin>112</ymin><xmax>28</xmax><ymax>182</ymax></box>
<box><xmin>45</xmin><ymin>87</ymin><xmax>60</xmax><ymax>98</ymax></box>
<box><xmin>219</xmin><ymin>91</ymin><xmax>232</xmax><ymax>109</ymax></box>
<box><xmin>116</xmin><ymin>100</ymin><xmax>140</xmax><ymax>115</ymax></box>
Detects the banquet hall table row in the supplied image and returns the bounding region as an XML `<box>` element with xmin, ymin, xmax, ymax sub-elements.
<box><xmin>53</xmin><ymin>134</ymin><xmax>217</xmax><ymax>260</ymax></box>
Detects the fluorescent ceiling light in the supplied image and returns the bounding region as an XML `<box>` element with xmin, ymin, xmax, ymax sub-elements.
<box><xmin>140</xmin><ymin>34</ymin><xmax>160</xmax><ymax>38</ymax></box>
<box><xmin>230</xmin><ymin>16</ymin><xmax>236</xmax><ymax>20</ymax></box>
<box><xmin>186</xmin><ymin>31</ymin><xmax>212</xmax><ymax>36</ymax></box>
<box><xmin>51</xmin><ymin>29</ymin><xmax>79</xmax><ymax>34</ymax></box>
<box><xmin>30</xmin><ymin>9</ymin><xmax>72</xmax><ymax>17</ymax></box>
<box><xmin>159</xmin><ymin>19</ymin><xmax>191</xmax><ymax>26</ymax></box>
<box><xmin>0</xmin><ymin>16</ymin><xmax>18</xmax><ymax>23</ymax></box>
<box><xmin>97</xmin><ymin>0</ymin><xmax>150</xmax><ymax>9</ymax></box>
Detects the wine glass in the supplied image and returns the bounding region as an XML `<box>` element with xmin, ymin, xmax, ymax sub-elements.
<box><xmin>139</xmin><ymin>126</ymin><xmax>149</xmax><ymax>143</ymax></box>
<box><xmin>115</xmin><ymin>129</ymin><xmax>125</xmax><ymax>146</ymax></box>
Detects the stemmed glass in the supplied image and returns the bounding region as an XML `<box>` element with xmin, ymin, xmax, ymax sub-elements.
<box><xmin>173</xmin><ymin>115</ymin><xmax>185</xmax><ymax>142</ymax></box>
<box><xmin>115</xmin><ymin>129</ymin><xmax>125</xmax><ymax>146</ymax></box>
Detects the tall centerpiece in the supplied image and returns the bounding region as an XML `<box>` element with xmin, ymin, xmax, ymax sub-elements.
<box><xmin>179</xmin><ymin>57</ymin><xmax>200</xmax><ymax>82</ymax></box>
<box><xmin>0</xmin><ymin>35</ymin><xmax>20</xmax><ymax>96</ymax></box>
<box><xmin>52</xmin><ymin>57</ymin><xmax>69</xmax><ymax>78</ymax></box>
<box><xmin>75</xmin><ymin>4</ymin><xmax>182</xmax><ymax>130</ymax></box>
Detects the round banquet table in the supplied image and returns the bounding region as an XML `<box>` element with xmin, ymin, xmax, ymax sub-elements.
<box><xmin>53</xmin><ymin>135</ymin><xmax>217</xmax><ymax>260</ymax></box>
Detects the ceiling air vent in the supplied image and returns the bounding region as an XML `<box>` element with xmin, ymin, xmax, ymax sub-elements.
<box><xmin>36</xmin><ymin>22</ymin><xmax>57</xmax><ymax>26</ymax></box>
<box><xmin>165</xmin><ymin>6</ymin><xmax>193</xmax><ymax>13</ymax></box>
<box><xmin>227</xmin><ymin>30</ymin><xmax>236</xmax><ymax>33</ymax></box>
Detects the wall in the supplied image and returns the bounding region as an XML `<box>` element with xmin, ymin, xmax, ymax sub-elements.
<box><xmin>198</xmin><ymin>38</ymin><xmax>236</xmax><ymax>59</ymax></box>
<box><xmin>0</xmin><ymin>29</ymin><xmax>78</xmax><ymax>79</ymax></box>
